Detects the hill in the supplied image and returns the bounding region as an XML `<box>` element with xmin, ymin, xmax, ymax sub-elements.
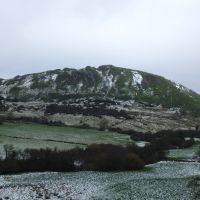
<box><xmin>0</xmin><ymin>65</ymin><xmax>200</xmax><ymax>114</ymax></box>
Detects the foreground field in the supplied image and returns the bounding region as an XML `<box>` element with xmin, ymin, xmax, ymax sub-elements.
<box><xmin>0</xmin><ymin>161</ymin><xmax>200</xmax><ymax>200</ymax></box>
<box><xmin>0</xmin><ymin>122</ymin><xmax>133</xmax><ymax>152</ymax></box>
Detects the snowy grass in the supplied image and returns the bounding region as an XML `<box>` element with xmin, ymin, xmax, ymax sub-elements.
<box><xmin>0</xmin><ymin>161</ymin><xmax>200</xmax><ymax>199</ymax></box>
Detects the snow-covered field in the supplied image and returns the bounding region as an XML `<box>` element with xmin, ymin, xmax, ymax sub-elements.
<box><xmin>0</xmin><ymin>161</ymin><xmax>200</xmax><ymax>200</ymax></box>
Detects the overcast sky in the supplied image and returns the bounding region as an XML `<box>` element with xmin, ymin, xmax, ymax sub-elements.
<box><xmin>0</xmin><ymin>0</ymin><xmax>200</xmax><ymax>93</ymax></box>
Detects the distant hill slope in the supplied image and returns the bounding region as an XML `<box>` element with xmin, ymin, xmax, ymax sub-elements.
<box><xmin>0</xmin><ymin>65</ymin><xmax>200</xmax><ymax>114</ymax></box>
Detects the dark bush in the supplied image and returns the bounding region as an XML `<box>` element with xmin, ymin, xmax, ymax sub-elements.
<box><xmin>82</xmin><ymin>144</ymin><xmax>145</xmax><ymax>171</ymax></box>
<box><xmin>0</xmin><ymin>143</ymin><xmax>162</xmax><ymax>174</ymax></box>
<box><xmin>99</xmin><ymin>118</ymin><xmax>109</xmax><ymax>131</ymax></box>
<box><xmin>130</xmin><ymin>129</ymin><xmax>195</xmax><ymax>149</ymax></box>
<box><xmin>45</xmin><ymin>103</ymin><xmax>130</xmax><ymax>119</ymax></box>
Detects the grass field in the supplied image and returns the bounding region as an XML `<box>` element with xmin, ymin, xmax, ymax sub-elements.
<box><xmin>0</xmin><ymin>122</ymin><xmax>133</xmax><ymax>152</ymax></box>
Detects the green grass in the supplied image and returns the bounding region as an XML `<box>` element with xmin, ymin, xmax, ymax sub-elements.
<box><xmin>0</xmin><ymin>122</ymin><xmax>133</xmax><ymax>151</ymax></box>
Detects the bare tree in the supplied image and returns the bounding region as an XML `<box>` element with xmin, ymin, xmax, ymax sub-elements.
<box><xmin>3</xmin><ymin>144</ymin><xmax>14</xmax><ymax>159</ymax></box>
<box><xmin>99</xmin><ymin>118</ymin><xmax>109</xmax><ymax>131</ymax></box>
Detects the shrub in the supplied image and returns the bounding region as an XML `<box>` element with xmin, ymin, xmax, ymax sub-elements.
<box><xmin>7</xmin><ymin>112</ymin><xmax>14</xmax><ymax>120</ymax></box>
<box><xmin>99</xmin><ymin>118</ymin><xmax>109</xmax><ymax>131</ymax></box>
<box><xmin>82</xmin><ymin>144</ymin><xmax>145</xmax><ymax>171</ymax></box>
<box><xmin>4</xmin><ymin>144</ymin><xmax>15</xmax><ymax>159</ymax></box>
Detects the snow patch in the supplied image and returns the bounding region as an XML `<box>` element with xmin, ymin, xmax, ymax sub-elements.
<box><xmin>174</xmin><ymin>82</ymin><xmax>190</xmax><ymax>92</ymax></box>
<box><xmin>22</xmin><ymin>76</ymin><xmax>32</xmax><ymax>88</ymax></box>
<box><xmin>78</xmin><ymin>82</ymin><xmax>83</xmax><ymax>88</ymax></box>
<box><xmin>51</xmin><ymin>74</ymin><xmax>58</xmax><ymax>81</ymax></box>
<box><xmin>77</xmin><ymin>82</ymin><xmax>83</xmax><ymax>91</ymax></box>
<box><xmin>43</xmin><ymin>74</ymin><xmax>58</xmax><ymax>82</ymax></box>
<box><xmin>44</xmin><ymin>76</ymin><xmax>51</xmax><ymax>83</ymax></box>
<box><xmin>96</xmin><ymin>70</ymin><xmax>103</xmax><ymax>77</ymax></box>
<box><xmin>103</xmin><ymin>74</ymin><xmax>113</xmax><ymax>90</ymax></box>
<box><xmin>132</xmin><ymin>71</ymin><xmax>143</xmax><ymax>86</ymax></box>
<box><xmin>136</xmin><ymin>141</ymin><xmax>149</xmax><ymax>147</ymax></box>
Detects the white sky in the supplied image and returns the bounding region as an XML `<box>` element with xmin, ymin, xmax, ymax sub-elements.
<box><xmin>0</xmin><ymin>0</ymin><xmax>200</xmax><ymax>93</ymax></box>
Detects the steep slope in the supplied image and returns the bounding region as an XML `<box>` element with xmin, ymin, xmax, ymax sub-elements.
<box><xmin>0</xmin><ymin>65</ymin><xmax>200</xmax><ymax>114</ymax></box>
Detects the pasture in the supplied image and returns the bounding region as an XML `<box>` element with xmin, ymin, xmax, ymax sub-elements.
<box><xmin>0</xmin><ymin>122</ymin><xmax>133</xmax><ymax>152</ymax></box>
